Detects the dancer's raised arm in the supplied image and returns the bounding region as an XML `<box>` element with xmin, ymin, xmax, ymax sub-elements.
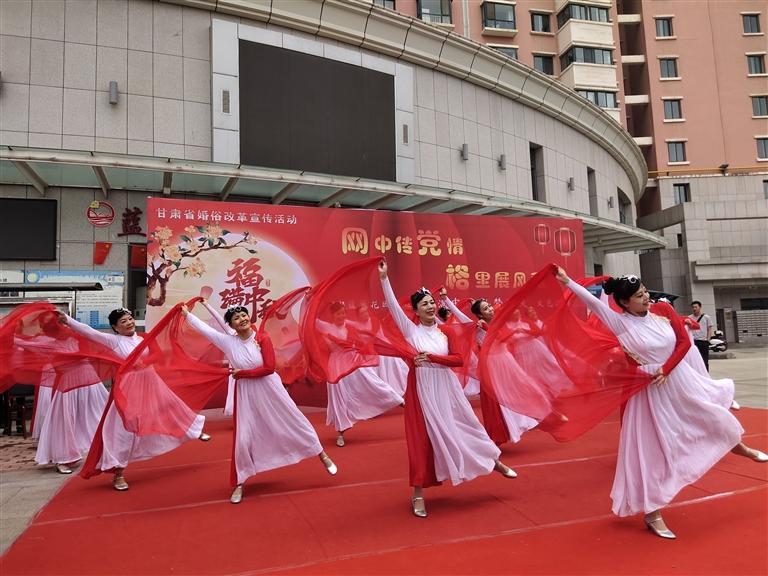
<box><xmin>379</xmin><ymin>261</ymin><xmax>415</xmax><ymax>339</ymax></box>
<box><xmin>556</xmin><ymin>267</ymin><xmax>626</xmax><ymax>336</ymax></box>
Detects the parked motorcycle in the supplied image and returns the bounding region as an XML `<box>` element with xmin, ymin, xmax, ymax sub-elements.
<box><xmin>709</xmin><ymin>330</ymin><xmax>727</xmax><ymax>352</ymax></box>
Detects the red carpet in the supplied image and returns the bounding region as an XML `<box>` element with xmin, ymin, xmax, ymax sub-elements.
<box><xmin>1</xmin><ymin>406</ymin><xmax>766</xmax><ymax>576</ymax></box>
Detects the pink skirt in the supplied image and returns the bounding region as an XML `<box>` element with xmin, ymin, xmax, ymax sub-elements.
<box><xmin>35</xmin><ymin>383</ymin><xmax>108</xmax><ymax>465</ymax></box>
<box><xmin>234</xmin><ymin>374</ymin><xmax>322</xmax><ymax>484</ymax></box>
<box><xmin>326</xmin><ymin>366</ymin><xmax>402</xmax><ymax>431</ymax></box>
<box><xmin>416</xmin><ymin>365</ymin><xmax>501</xmax><ymax>486</ymax></box>
<box><xmin>611</xmin><ymin>356</ymin><xmax>743</xmax><ymax>516</ymax></box>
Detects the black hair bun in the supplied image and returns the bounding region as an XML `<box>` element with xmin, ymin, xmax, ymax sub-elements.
<box><xmin>603</xmin><ymin>278</ymin><xmax>619</xmax><ymax>295</ymax></box>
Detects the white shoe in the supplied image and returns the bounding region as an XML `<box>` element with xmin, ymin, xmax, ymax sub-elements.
<box><xmin>644</xmin><ymin>516</ymin><xmax>676</xmax><ymax>539</ymax></box>
<box><xmin>336</xmin><ymin>435</ymin><xmax>345</xmax><ymax>447</ymax></box>
<box><xmin>55</xmin><ymin>463</ymin><xmax>72</xmax><ymax>475</ymax></box>
<box><xmin>230</xmin><ymin>485</ymin><xmax>243</xmax><ymax>504</ymax></box>
<box><xmin>749</xmin><ymin>449</ymin><xmax>768</xmax><ymax>462</ymax></box>
<box><xmin>730</xmin><ymin>400</ymin><xmax>741</xmax><ymax>410</ymax></box>
<box><xmin>321</xmin><ymin>454</ymin><xmax>338</xmax><ymax>475</ymax></box>
<box><xmin>199</xmin><ymin>432</ymin><xmax>211</xmax><ymax>442</ymax></box>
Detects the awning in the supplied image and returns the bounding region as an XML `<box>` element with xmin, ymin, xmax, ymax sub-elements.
<box><xmin>0</xmin><ymin>147</ymin><xmax>665</xmax><ymax>254</ymax></box>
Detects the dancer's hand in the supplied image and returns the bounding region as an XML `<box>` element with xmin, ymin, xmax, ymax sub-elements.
<box><xmin>378</xmin><ymin>260</ymin><xmax>388</xmax><ymax>279</ymax></box>
<box><xmin>413</xmin><ymin>352</ymin><xmax>429</xmax><ymax>366</ymax></box>
<box><xmin>650</xmin><ymin>368</ymin><xmax>667</xmax><ymax>386</ymax></box>
<box><xmin>477</xmin><ymin>320</ymin><xmax>488</xmax><ymax>331</ymax></box>
<box><xmin>181</xmin><ymin>304</ymin><xmax>189</xmax><ymax>316</ymax></box>
<box><xmin>55</xmin><ymin>311</ymin><xmax>68</xmax><ymax>324</ymax></box>
<box><xmin>229</xmin><ymin>367</ymin><xmax>240</xmax><ymax>377</ymax></box>
<box><xmin>439</xmin><ymin>287</ymin><xmax>447</xmax><ymax>298</ymax></box>
<box><xmin>555</xmin><ymin>266</ymin><xmax>569</xmax><ymax>285</ymax></box>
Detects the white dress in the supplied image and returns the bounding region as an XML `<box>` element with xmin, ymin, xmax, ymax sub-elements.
<box><xmin>186</xmin><ymin>313</ymin><xmax>323</xmax><ymax>484</ymax></box>
<box><xmin>31</xmin><ymin>383</ymin><xmax>52</xmax><ymax>440</ymax></box>
<box><xmin>566</xmin><ymin>280</ymin><xmax>743</xmax><ymax>516</ymax></box>
<box><xmin>15</xmin><ymin>336</ymin><xmax>108</xmax><ymax>464</ymax></box>
<box><xmin>67</xmin><ymin>317</ymin><xmax>205</xmax><ymax>471</ymax></box>
<box><xmin>317</xmin><ymin>320</ymin><xmax>403</xmax><ymax>433</ymax></box>
<box><xmin>382</xmin><ymin>278</ymin><xmax>500</xmax><ymax>486</ymax></box>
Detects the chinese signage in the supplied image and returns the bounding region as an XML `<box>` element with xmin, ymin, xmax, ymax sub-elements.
<box><xmin>146</xmin><ymin>198</ymin><xmax>584</xmax><ymax>328</ymax></box>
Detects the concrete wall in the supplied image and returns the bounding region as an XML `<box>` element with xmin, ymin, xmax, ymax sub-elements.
<box><xmin>0</xmin><ymin>0</ymin><xmax>212</xmax><ymax>160</ymax></box>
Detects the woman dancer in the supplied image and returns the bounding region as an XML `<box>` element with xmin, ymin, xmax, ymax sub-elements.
<box><xmin>317</xmin><ymin>302</ymin><xmax>404</xmax><ymax>447</ymax></box>
<box><xmin>62</xmin><ymin>308</ymin><xmax>210</xmax><ymax>491</ymax></box>
<box><xmin>379</xmin><ymin>261</ymin><xmax>516</xmax><ymax>518</ymax></box>
<box><xmin>183</xmin><ymin>303</ymin><xmax>337</xmax><ymax>504</ymax></box>
<box><xmin>557</xmin><ymin>268</ymin><xmax>767</xmax><ymax>538</ymax></box>
<box><xmin>15</xmin><ymin>318</ymin><xmax>108</xmax><ymax>474</ymax></box>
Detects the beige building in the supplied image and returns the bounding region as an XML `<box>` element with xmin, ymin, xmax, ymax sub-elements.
<box><xmin>379</xmin><ymin>0</ymin><xmax>768</xmax><ymax>340</ymax></box>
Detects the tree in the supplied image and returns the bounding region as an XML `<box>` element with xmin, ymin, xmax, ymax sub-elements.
<box><xmin>146</xmin><ymin>223</ymin><xmax>257</xmax><ymax>307</ymax></box>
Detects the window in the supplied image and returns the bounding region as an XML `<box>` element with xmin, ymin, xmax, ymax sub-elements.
<box><xmin>673</xmin><ymin>183</ymin><xmax>691</xmax><ymax>204</ymax></box>
<box><xmin>747</xmin><ymin>54</ymin><xmax>766</xmax><ymax>74</ymax></box>
<box><xmin>491</xmin><ymin>45</ymin><xmax>518</xmax><ymax>59</ymax></box>
<box><xmin>655</xmin><ymin>17</ymin><xmax>674</xmax><ymax>37</ymax></box>
<box><xmin>418</xmin><ymin>0</ymin><xmax>452</xmax><ymax>24</ymax></box>
<box><xmin>533</xmin><ymin>54</ymin><xmax>554</xmax><ymax>75</ymax></box>
<box><xmin>530</xmin><ymin>143</ymin><xmax>545</xmax><ymax>201</ymax></box>
<box><xmin>743</xmin><ymin>14</ymin><xmax>761</xmax><ymax>34</ymax></box>
<box><xmin>561</xmin><ymin>46</ymin><xmax>613</xmax><ymax>69</ymax></box>
<box><xmin>556</xmin><ymin>3</ymin><xmax>609</xmax><ymax>28</ymax></box>
<box><xmin>373</xmin><ymin>0</ymin><xmax>395</xmax><ymax>8</ymax></box>
<box><xmin>676</xmin><ymin>233</ymin><xmax>683</xmax><ymax>248</ymax></box>
<box><xmin>618</xmin><ymin>189</ymin><xmax>631</xmax><ymax>225</ymax></box>
<box><xmin>763</xmin><ymin>180</ymin><xmax>768</xmax><ymax>199</ymax></box>
<box><xmin>758</xmin><ymin>138</ymin><xmax>768</xmax><ymax>159</ymax></box>
<box><xmin>531</xmin><ymin>12</ymin><xmax>551</xmax><ymax>33</ymax></box>
<box><xmin>578</xmin><ymin>90</ymin><xmax>618</xmax><ymax>108</ymax></box>
<box><xmin>660</xmin><ymin>58</ymin><xmax>678</xmax><ymax>78</ymax></box>
<box><xmin>753</xmin><ymin>96</ymin><xmax>768</xmax><ymax>116</ymax></box>
<box><xmin>482</xmin><ymin>2</ymin><xmax>515</xmax><ymax>29</ymax></box>
<box><xmin>663</xmin><ymin>99</ymin><xmax>683</xmax><ymax>119</ymax></box>
<box><xmin>668</xmin><ymin>141</ymin><xmax>687</xmax><ymax>163</ymax></box>
<box><xmin>742</xmin><ymin>297</ymin><xmax>768</xmax><ymax>310</ymax></box>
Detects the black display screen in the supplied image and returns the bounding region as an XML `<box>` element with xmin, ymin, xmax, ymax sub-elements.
<box><xmin>239</xmin><ymin>40</ymin><xmax>396</xmax><ymax>181</ymax></box>
<box><xmin>0</xmin><ymin>198</ymin><xmax>57</xmax><ymax>260</ymax></box>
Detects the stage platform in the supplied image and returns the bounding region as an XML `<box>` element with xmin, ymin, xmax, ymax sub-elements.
<box><xmin>1</xmin><ymin>405</ymin><xmax>766</xmax><ymax>575</ymax></box>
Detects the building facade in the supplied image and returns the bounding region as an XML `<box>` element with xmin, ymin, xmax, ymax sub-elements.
<box><xmin>0</xmin><ymin>0</ymin><xmax>662</xmax><ymax>321</ymax></box>
<box><xmin>377</xmin><ymin>0</ymin><xmax>768</xmax><ymax>339</ymax></box>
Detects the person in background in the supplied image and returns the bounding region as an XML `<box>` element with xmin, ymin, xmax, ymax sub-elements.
<box><xmin>688</xmin><ymin>301</ymin><xmax>714</xmax><ymax>371</ymax></box>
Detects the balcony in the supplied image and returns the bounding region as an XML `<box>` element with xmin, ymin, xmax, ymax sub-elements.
<box><xmin>624</xmin><ymin>94</ymin><xmax>650</xmax><ymax>105</ymax></box>
<box><xmin>633</xmin><ymin>136</ymin><xmax>653</xmax><ymax>147</ymax></box>
<box><xmin>617</xmin><ymin>14</ymin><xmax>642</xmax><ymax>24</ymax></box>
<box><xmin>559</xmin><ymin>62</ymin><xmax>618</xmax><ymax>90</ymax></box>
<box><xmin>621</xmin><ymin>54</ymin><xmax>646</xmax><ymax>65</ymax></box>
<box><xmin>557</xmin><ymin>19</ymin><xmax>615</xmax><ymax>51</ymax></box>
<box><xmin>555</xmin><ymin>0</ymin><xmax>611</xmax><ymax>12</ymax></box>
<box><xmin>482</xmin><ymin>25</ymin><xmax>517</xmax><ymax>38</ymax></box>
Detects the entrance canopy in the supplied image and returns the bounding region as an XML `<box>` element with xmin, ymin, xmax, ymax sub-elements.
<box><xmin>0</xmin><ymin>147</ymin><xmax>665</xmax><ymax>255</ymax></box>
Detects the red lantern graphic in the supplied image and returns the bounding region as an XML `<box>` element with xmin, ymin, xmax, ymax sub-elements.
<box><xmin>534</xmin><ymin>224</ymin><xmax>550</xmax><ymax>246</ymax></box>
<box><xmin>554</xmin><ymin>227</ymin><xmax>577</xmax><ymax>258</ymax></box>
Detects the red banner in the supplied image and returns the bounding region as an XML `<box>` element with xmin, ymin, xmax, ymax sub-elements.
<box><xmin>146</xmin><ymin>198</ymin><xmax>584</xmax><ymax>325</ymax></box>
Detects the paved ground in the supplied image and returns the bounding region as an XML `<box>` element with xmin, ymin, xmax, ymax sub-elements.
<box><xmin>1</xmin><ymin>346</ymin><xmax>766</xmax><ymax>556</ymax></box>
